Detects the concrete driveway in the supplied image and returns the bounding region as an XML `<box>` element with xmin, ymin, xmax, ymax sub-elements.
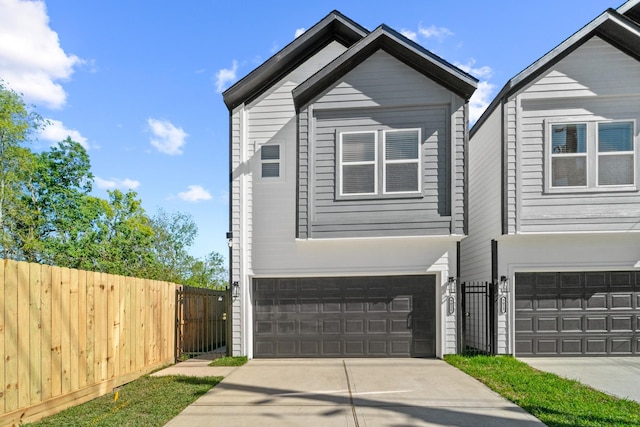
<box><xmin>521</xmin><ymin>357</ymin><xmax>640</xmax><ymax>403</ymax></box>
<box><xmin>165</xmin><ymin>358</ymin><xmax>544</xmax><ymax>427</ymax></box>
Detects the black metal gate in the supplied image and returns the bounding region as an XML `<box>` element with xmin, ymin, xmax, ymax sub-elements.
<box><xmin>458</xmin><ymin>281</ymin><xmax>496</xmax><ymax>355</ymax></box>
<box><xmin>175</xmin><ymin>286</ymin><xmax>229</xmax><ymax>361</ymax></box>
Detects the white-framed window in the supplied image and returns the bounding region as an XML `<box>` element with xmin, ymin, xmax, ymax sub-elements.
<box><xmin>260</xmin><ymin>144</ymin><xmax>281</xmax><ymax>179</ymax></box>
<box><xmin>547</xmin><ymin>120</ymin><xmax>636</xmax><ymax>191</ymax></box>
<box><xmin>338</xmin><ymin>128</ymin><xmax>421</xmax><ymax>197</ymax></box>
<box><xmin>383</xmin><ymin>129</ymin><xmax>421</xmax><ymax>193</ymax></box>
<box><xmin>339</xmin><ymin>131</ymin><xmax>377</xmax><ymax>195</ymax></box>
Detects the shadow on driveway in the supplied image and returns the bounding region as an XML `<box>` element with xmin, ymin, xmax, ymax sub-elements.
<box><xmin>166</xmin><ymin>358</ymin><xmax>545</xmax><ymax>427</ymax></box>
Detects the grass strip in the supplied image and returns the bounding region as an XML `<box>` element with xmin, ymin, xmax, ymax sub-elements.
<box><xmin>209</xmin><ymin>355</ymin><xmax>248</xmax><ymax>366</ymax></box>
<box><xmin>445</xmin><ymin>354</ymin><xmax>640</xmax><ymax>427</ymax></box>
<box><xmin>27</xmin><ymin>375</ymin><xmax>222</xmax><ymax>427</ymax></box>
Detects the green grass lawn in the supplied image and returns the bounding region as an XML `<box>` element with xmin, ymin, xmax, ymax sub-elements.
<box><xmin>27</xmin><ymin>375</ymin><xmax>222</xmax><ymax>427</ymax></box>
<box><xmin>209</xmin><ymin>355</ymin><xmax>248</xmax><ymax>366</ymax></box>
<box><xmin>445</xmin><ymin>354</ymin><xmax>640</xmax><ymax>427</ymax></box>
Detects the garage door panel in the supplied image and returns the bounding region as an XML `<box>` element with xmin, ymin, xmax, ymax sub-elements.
<box><xmin>515</xmin><ymin>271</ymin><xmax>639</xmax><ymax>356</ymax></box>
<box><xmin>254</xmin><ymin>275</ymin><xmax>435</xmax><ymax>358</ymax></box>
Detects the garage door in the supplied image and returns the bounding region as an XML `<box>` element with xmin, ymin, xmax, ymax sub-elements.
<box><xmin>253</xmin><ymin>275</ymin><xmax>435</xmax><ymax>358</ymax></box>
<box><xmin>515</xmin><ymin>272</ymin><xmax>639</xmax><ymax>356</ymax></box>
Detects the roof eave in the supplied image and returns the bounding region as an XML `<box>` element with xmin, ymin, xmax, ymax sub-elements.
<box><xmin>292</xmin><ymin>25</ymin><xmax>478</xmax><ymax>111</ymax></box>
<box><xmin>471</xmin><ymin>8</ymin><xmax>640</xmax><ymax>137</ymax></box>
<box><xmin>222</xmin><ymin>10</ymin><xmax>368</xmax><ymax>111</ymax></box>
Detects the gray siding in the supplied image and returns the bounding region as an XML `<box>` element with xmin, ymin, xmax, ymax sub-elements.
<box><xmin>512</xmin><ymin>37</ymin><xmax>640</xmax><ymax>234</ymax></box>
<box><xmin>298</xmin><ymin>50</ymin><xmax>466</xmax><ymax>239</ymax></box>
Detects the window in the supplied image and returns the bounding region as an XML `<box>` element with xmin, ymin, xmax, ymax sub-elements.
<box><xmin>339</xmin><ymin>129</ymin><xmax>421</xmax><ymax>197</ymax></box>
<box><xmin>384</xmin><ymin>129</ymin><xmax>420</xmax><ymax>193</ymax></box>
<box><xmin>548</xmin><ymin>120</ymin><xmax>636</xmax><ymax>190</ymax></box>
<box><xmin>261</xmin><ymin>144</ymin><xmax>281</xmax><ymax>179</ymax></box>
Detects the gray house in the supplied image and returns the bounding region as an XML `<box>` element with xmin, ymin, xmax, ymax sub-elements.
<box><xmin>461</xmin><ymin>0</ymin><xmax>640</xmax><ymax>356</ymax></box>
<box><xmin>223</xmin><ymin>11</ymin><xmax>477</xmax><ymax>359</ymax></box>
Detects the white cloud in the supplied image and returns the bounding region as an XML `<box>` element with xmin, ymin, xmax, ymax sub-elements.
<box><xmin>469</xmin><ymin>81</ymin><xmax>495</xmax><ymax>124</ymax></box>
<box><xmin>0</xmin><ymin>0</ymin><xmax>82</xmax><ymax>109</ymax></box>
<box><xmin>178</xmin><ymin>185</ymin><xmax>212</xmax><ymax>202</ymax></box>
<box><xmin>294</xmin><ymin>28</ymin><xmax>306</xmax><ymax>38</ymax></box>
<box><xmin>94</xmin><ymin>176</ymin><xmax>140</xmax><ymax>190</ymax></box>
<box><xmin>147</xmin><ymin>118</ymin><xmax>188</xmax><ymax>155</ymax></box>
<box><xmin>400</xmin><ymin>29</ymin><xmax>418</xmax><ymax>42</ymax></box>
<box><xmin>455</xmin><ymin>59</ymin><xmax>494</xmax><ymax>79</ymax></box>
<box><xmin>418</xmin><ymin>25</ymin><xmax>453</xmax><ymax>41</ymax></box>
<box><xmin>39</xmin><ymin>118</ymin><xmax>89</xmax><ymax>149</ymax></box>
<box><xmin>215</xmin><ymin>60</ymin><xmax>238</xmax><ymax>93</ymax></box>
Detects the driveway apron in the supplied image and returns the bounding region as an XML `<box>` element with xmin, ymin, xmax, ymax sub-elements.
<box><xmin>165</xmin><ymin>358</ymin><xmax>544</xmax><ymax>427</ymax></box>
<box><xmin>521</xmin><ymin>357</ymin><xmax>640</xmax><ymax>403</ymax></box>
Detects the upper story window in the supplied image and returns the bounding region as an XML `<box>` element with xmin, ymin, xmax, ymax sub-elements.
<box><xmin>548</xmin><ymin>120</ymin><xmax>636</xmax><ymax>191</ymax></box>
<box><xmin>339</xmin><ymin>129</ymin><xmax>421</xmax><ymax>197</ymax></box>
<box><xmin>260</xmin><ymin>144</ymin><xmax>281</xmax><ymax>179</ymax></box>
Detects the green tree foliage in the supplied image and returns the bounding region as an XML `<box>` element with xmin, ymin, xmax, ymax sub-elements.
<box><xmin>0</xmin><ymin>80</ymin><xmax>46</xmax><ymax>259</ymax></box>
<box><xmin>0</xmin><ymin>81</ymin><xmax>227</xmax><ymax>286</ymax></box>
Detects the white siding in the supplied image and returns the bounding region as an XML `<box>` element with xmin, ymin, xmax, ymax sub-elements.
<box><xmin>461</xmin><ymin>106</ymin><xmax>502</xmax><ymax>283</ymax></box>
<box><xmin>231</xmin><ymin>41</ymin><xmax>349</xmax><ymax>355</ymax></box>
<box><xmin>514</xmin><ymin>37</ymin><xmax>640</xmax><ymax>233</ymax></box>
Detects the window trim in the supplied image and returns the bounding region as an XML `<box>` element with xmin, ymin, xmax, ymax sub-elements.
<box><xmin>259</xmin><ymin>142</ymin><xmax>283</xmax><ymax>181</ymax></box>
<box><xmin>337</xmin><ymin>128</ymin><xmax>423</xmax><ymax>199</ymax></box>
<box><xmin>382</xmin><ymin>128</ymin><xmax>422</xmax><ymax>195</ymax></box>
<box><xmin>338</xmin><ymin>130</ymin><xmax>378</xmax><ymax>196</ymax></box>
<box><xmin>544</xmin><ymin>119</ymin><xmax>637</xmax><ymax>193</ymax></box>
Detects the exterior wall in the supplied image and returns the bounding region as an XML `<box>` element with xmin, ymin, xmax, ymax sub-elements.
<box><xmin>298</xmin><ymin>50</ymin><xmax>467</xmax><ymax>238</ymax></box>
<box><xmin>230</xmin><ymin>41</ymin><xmax>349</xmax><ymax>356</ymax></box>
<box><xmin>510</xmin><ymin>36</ymin><xmax>640</xmax><ymax>234</ymax></box>
<box><xmin>499</xmin><ymin>233</ymin><xmax>640</xmax><ymax>354</ymax></box>
<box><xmin>460</xmin><ymin>105</ymin><xmax>503</xmax><ymax>283</ymax></box>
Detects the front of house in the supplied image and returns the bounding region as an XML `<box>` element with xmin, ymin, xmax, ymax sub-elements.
<box><xmin>223</xmin><ymin>11</ymin><xmax>477</xmax><ymax>359</ymax></box>
<box><xmin>461</xmin><ymin>1</ymin><xmax>640</xmax><ymax>356</ymax></box>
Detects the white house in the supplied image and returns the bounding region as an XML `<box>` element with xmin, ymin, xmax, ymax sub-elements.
<box><xmin>223</xmin><ymin>11</ymin><xmax>477</xmax><ymax>359</ymax></box>
<box><xmin>461</xmin><ymin>0</ymin><xmax>640</xmax><ymax>356</ymax></box>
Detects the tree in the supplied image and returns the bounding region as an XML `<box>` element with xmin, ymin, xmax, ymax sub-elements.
<box><xmin>149</xmin><ymin>209</ymin><xmax>198</xmax><ymax>283</ymax></box>
<box><xmin>16</xmin><ymin>137</ymin><xmax>97</xmax><ymax>265</ymax></box>
<box><xmin>0</xmin><ymin>80</ymin><xmax>46</xmax><ymax>259</ymax></box>
<box><xmin>92</xmin><ymin>189</ymin><xmax>156</xmax><ymax>277</ymax></box>
<box><xmin>183</xmin><ymin>251</ymin><xmax>228</xmax><ymax>289</ymax></box>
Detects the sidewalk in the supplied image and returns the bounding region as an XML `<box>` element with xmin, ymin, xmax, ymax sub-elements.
<box><xmin>151</xmin><ymin>349</ymin><xmax>239</xmax><ymax>378</ymax></box>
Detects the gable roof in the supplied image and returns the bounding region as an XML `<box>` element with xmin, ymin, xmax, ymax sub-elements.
<box><xmin>471</xmin><ymin>2</ymin><xmax>640</xmax><ymax>136</ymax></box>
<box><xmin>222</xmin><ymin>10</ymin><xmax>368</xmax><ymax>111</ymax></box>
<box><xmin>292</xmin><ymin>24</ymin><xmax>478</xmax><ymax>110</ymax></box>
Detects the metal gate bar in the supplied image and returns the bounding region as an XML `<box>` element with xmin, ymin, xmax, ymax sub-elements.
<box><xmin>175</xmin><ymin>286</ymin><xmax>229</xmax><ymax>361</ymax></box>
<box><xmin>459</xmin><ymin>281</ymin><xmax>496</xmax><ymax>355</ymax></box>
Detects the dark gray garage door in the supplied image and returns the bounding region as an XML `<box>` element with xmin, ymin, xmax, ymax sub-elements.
<box><xmin>253</xmin><ymin>275</ymin><xmax>435</xmax><ymax>358</ymax></box>
<box><xmin>515</xmin><ymin>271</ymin><xmax>639</xmax><ymax>356</ymax></box>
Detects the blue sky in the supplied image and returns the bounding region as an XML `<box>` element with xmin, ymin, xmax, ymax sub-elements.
<box><xmin>0</xmin><ymin>0</ymin><xmax>616</xmax><ymax>259</ymax></box>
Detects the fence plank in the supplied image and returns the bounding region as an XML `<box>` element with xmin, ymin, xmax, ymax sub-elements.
<box><xmin>85</xmin><ymin>271</ymin><xmax>95</xmax><ymax>386</ymax></box>
<box><xmin>50</xmin><ymin>267</ymin><xmax>61</xmax><ymax>397</ymax></box>
<box><xmin>126</xmin><ymin>276</ymin><xmax>135</xmax><ymax>373</ymax></box>
<box><xmin>29</xmin><ymin>263</ymin><xmax>42</xmax><ymax>405</ymax></box>
<box><xmin>119</xmin><ymin>275</ymin><xmax>127</xmax><ymax>376</ymax></box>
<box><xmin>69</xmin><ymin>268</ymin><xmax>79</xmax><ymax>393</ymax></box>
<box><xmin>17</xmin><ymin>261</ymin><xmax>30</xmax><ymax>408</ymax></box>
<box><xmin>77</xmin><ymin>269</ymin><xmax>87</xmax><ymax>389</ymax></box>
<box><xmin>136</xmin><ymin>278</ymin><xmax>145</xmax><ymax>371</ymax></box>
<box><xmin>107</xmin><ymin>274</ymin><xmax>116</xmax><ymax>379</ymax></box>
<box><xmin>40</xmin><ymin>265</ymin><xmax>52</xmax><ymax>402</ymax></box>
<box><xmin>5</xmin><ymin>260</ymin><xmax>19</xmax><ymax>412</ymax></box>
<box><xmin>0</xmin><ymin>261</ymin><xmax>4</xmax><ymax>414</ymax></box>
<box><xmin>60</xmin><ymin>268</ymin><xmax>71</xmax><ymax>394</ymax></box>
<box><xmin>94</xmin><ymin>273</ymin><xmax>107</xmax><ymax>382</ymax></box>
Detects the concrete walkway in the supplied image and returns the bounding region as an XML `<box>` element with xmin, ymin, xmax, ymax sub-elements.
<box><xmin>164</xmin><ymin>358</ymin><xmax>545</xmax><ymax>427</ymax></box>
<box><xmin>521</xmin><ymin>357</ymin><xmax>640</xmax><ymax>403</ymax></box>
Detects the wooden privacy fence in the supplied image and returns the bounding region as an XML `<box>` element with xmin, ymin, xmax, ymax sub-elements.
<box><xmin>176</xmin><ymin>286</ymin><xmax>228</xmax><ymax>359</ymax></box>
<box><xmin>0</xmin><ymin>260</ymin><xmax>179</xmax><ymax>426</ymax></box>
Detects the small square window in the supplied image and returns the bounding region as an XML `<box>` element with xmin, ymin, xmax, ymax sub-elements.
<box><xmin>260</xmin><ymin>144</ymin><xmax>281</xmax><ymax>179</ymax></box>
